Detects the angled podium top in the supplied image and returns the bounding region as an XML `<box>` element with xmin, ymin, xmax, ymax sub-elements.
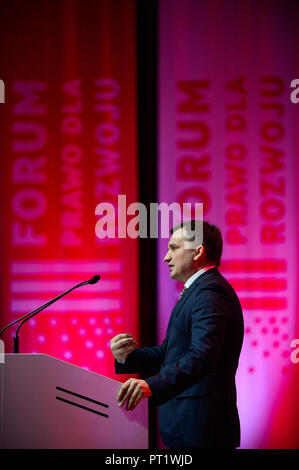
<box><xmin>0</xmin><ymin>354</ymin><xmax>148</xmax><ymax>449</ymax></box>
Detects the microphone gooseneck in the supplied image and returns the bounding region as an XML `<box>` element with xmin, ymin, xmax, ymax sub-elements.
<box><xmin>0</xmin><ymin>275</ymin><xmax>101</xmax><ymax>353</ymax></box>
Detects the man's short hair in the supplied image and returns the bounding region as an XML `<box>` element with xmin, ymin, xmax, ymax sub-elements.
<box><xmin>170</xmin><ymin>220</ymin><xmax>223</xmax><ymax>267</ymax></box>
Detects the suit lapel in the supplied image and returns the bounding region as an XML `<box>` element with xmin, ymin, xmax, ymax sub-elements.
<box><xmin>174</xmin><ymin>268</ymin><xmax>218</xmax><ymax>318</ymax></box>
<box><xmin>161</xmin><ymin>268</ymin><xmax>219</xmax><ymax>362</ymax></box>
<box><xmin>169</xmin><ymin>268</ymin><xmax>217</xmax><ymax>322</ymax></box>
<box><xmin>162</xmin><ymin>276</ymin><xmax>202</xmax><ymax>358</ymax></box>
<box><xmin>173</xmin><ymin>281</ymin><xmax>196</xmax><ymax>318</ymax></box>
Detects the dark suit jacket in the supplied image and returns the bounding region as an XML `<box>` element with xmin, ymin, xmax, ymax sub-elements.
<box><xmin>115</xmin><ymin>268</ymin><xmax>244</xmax><ymax>448</ymax></box>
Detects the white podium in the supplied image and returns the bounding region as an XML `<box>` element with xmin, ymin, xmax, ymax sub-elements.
<box><xmin>0</xmin><ymin>354</ymin><xmax>148</xmax><ymax>449</ymax></box>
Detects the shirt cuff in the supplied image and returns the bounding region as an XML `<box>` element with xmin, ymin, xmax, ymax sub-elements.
<box><xmin>116</xmin><ymin>358</ymin><xmax>126</xmax><ymax>364</ymax></box>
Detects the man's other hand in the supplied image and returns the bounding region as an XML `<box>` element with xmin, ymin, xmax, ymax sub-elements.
<box><xmin>117</xmin><ymin>378</ymin><xmax>152</xmax><ymax>410</ymax></box>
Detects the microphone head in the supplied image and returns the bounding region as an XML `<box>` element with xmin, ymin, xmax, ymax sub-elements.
<box><xmin>88</xmin><ymin>274</ymin><xmax>101</xmax><ymax>285</ymax></box>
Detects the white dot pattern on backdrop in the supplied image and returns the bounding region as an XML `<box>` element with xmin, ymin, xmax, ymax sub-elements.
<box><xmin>17</xmin><ymin>312</ymin><xmax>127</xmax><ymax>374</ymax></box>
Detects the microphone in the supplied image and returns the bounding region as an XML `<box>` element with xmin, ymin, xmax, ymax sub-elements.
<box><xmin>0</xmin><ymin>275</ymin><xmax>101</xmax><ymax>353</ymax></box>
<box><xmin>88</xmin><ymin>274</ymin><xmax>101</xmax><ymax>285</ymax></box>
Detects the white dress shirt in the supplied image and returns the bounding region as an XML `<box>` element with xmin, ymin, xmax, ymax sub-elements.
<box><xmin>184</xmin><ymin>266</ymin><xmax>216</xmax><ymax>289</ymax></box>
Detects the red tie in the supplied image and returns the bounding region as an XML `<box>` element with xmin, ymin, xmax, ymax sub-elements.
<box><xmin>178</xmin><ymin>286</ymin><xmax>187</xmax><ymax>300</ymax></box>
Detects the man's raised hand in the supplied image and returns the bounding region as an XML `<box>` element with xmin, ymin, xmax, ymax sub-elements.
<box><xmin>110</xmin><ymin>333</ymin><xmax>137</xmax><ymax>363</ymax></box>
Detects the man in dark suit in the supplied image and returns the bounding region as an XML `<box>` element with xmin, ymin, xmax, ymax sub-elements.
<box><xmin>111</xmin><ymin>220</ymin><xmax>244</xmax><ymax>448</ymax></box>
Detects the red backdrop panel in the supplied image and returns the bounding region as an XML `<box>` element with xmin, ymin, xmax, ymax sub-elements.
<box><xmin>0</xmin><ymin>0</ymin><xmax>138</xmax><ymax>381</ymax></box>
<box><xmin>158</xmin><ymin>0</ymin><xmax>299</xmax><ymax>449</ymax></box>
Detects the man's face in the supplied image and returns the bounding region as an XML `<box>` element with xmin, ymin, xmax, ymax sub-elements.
<box><xmin>164</xmin><ymin>228</ymin><xmax>197</xmax><ymax>283</ymax></box>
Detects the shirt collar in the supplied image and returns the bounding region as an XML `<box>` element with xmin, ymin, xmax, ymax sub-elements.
<box><xmin>184</xmin><ymin>266</ymin><xmax>216</xmax><ymax>289</ymax></box>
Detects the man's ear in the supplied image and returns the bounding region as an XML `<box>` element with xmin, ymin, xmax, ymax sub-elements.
<box><xmin>193</xmin><ymin>244</ymin><xmax>204</xmax><ymax>261</ymax></box>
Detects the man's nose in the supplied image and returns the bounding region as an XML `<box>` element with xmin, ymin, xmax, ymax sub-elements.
<box><xmin>164</xmin><ymin>250</ymin><xmax>171</xmax><ymax>262</ymax></box>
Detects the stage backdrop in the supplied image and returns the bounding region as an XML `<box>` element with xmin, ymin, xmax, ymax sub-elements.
<box><xmin>158</xmin><ymin>0</ymin><xmax>299</xmax><ymax>448</ymax></box>
<box><xmin>0</xmin><ymin>0</ymin><xmax>138</xmax><ymax>380</ymax></box>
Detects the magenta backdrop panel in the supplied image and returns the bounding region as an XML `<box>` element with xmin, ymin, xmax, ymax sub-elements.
<box><xmin>158</xmin><ymin>0</ymin><xmax>299</xmax><ymax>448</ymax></box>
